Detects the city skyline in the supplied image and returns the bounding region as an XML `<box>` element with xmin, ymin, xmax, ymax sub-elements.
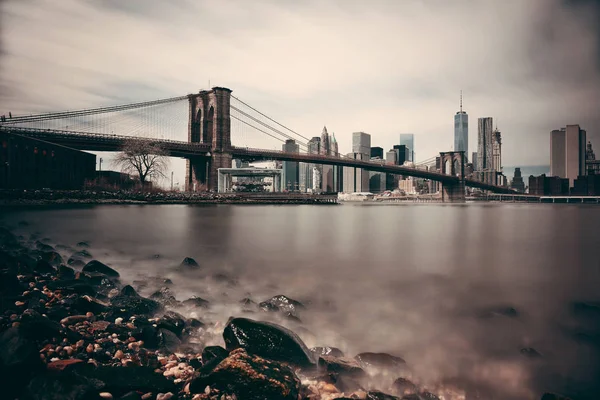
<box><xmin>1</xmin><ymin>0</ymin><xmax>599</xmax><ymax>186</ymax></box>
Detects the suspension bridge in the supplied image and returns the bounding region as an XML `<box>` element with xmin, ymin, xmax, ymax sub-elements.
<box><xmin>0</xmin><ymin>87</ymin><xmax>514</xmax><ymax>201</ymax></box>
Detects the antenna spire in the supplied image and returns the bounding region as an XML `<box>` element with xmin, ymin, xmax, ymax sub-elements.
<box><xmin>460</xmin><ymin>90</ymin><xmax>463</xmax><ymax>112</ymax></box>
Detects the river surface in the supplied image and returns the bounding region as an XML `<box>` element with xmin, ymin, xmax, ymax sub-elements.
<box><xmin>2</xmin><ymin>203</ymin><xmax>600</xmax><ymax>399</ymax></box>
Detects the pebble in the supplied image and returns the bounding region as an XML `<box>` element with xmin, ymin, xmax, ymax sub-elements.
<box><xmin>114</xmin><ymin>350</ymin><xmax>125</xmax><ymax>359</ymax></box>
<box><xmin>156</xmin><ymin>393</ymin><xmax>173</xmax><ymax>400</ymax></box>
<box><xmin>141</xmin><ymin>393</ymin><xmax>153</xmax><ymax>400</ymax></box>
<box><xmin>115</xmin><ymin>317</ymin><xmax>123</xmax><ymax>325</ymax></box>
<box><xmin>99</xmin><ymin>393</ymin><xmax>113</xmax><ymax>400</ymax></box>
<box><xmin>86</xmin><ymin>344</ymin><xmax>94</xmax><ymax>353</ymax></box>
<box><xmin>64</xmin><ymin>346</ymin><xmax>73</xmax><ymax>356</ymax></box>
<box><xmin>15</xmin><ymin>301</ymin><xmax>25</xmax><ymax>307</ymax></box>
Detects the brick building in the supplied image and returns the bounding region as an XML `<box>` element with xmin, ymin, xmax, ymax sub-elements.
<box><xmin>528</xmin><ymin>174</ymin><xmax>569</xmax><ymax>196</ymax></box>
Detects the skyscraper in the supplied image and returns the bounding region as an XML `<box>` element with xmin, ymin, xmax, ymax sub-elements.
<box><xmin>320</xmin><ymin>126</ymin><xmax>331</xmax><ymax>156</ymax></box>
<box><xmin>352</xmin><ymin>132</ymin><xmax>371</xmax><ymax>156</ymax></box>
<box><xmin>510</xmin><ymin>167</ymin><xmax>525</xmax><ymax>193</ymax></box>
<box><xmin>399</xmin><ymin>134</ymin><xmax>415</xmax><ymax>162</ymax></box>
<box><xmin>492</xmin><ymin>128</ymin><xmax>502</xmax><ymax>173</ymax></box>
<box><xmin>371</xmin><ymin>147</ymin><xmax>384</xmax><ymax>159</ymax></box>
<box><xmin>299</xmin><ymin>136</ymin><xmax>320</xmax><ymax>192</ymax></box>
<box><xmin>472</xmin><ymin>151</ymin><xmax>478</xmax><ymax>171</ymax></box>
<box><xmin>321</xmin><ymin>127</ymin><xmax>334</xmax><ymax>192</ymax></box>
<box><xmin>550</xmin><ymin>125</ymin><xmax>587</xmax><ymax>186</ymax></box>
<box><xmin>454</xmin><ymin>91</ymin><xmax>468</xmax><ymax>154</ymax></box>
<box><xmin>281</xmin><ymin>139</ymin><xmax>299</xmax><ymax>191</ymax></box>
<box><xmin>477</xmin><ymin>117</ymin><xmax>494</xmax><ymax>172</ymax></box>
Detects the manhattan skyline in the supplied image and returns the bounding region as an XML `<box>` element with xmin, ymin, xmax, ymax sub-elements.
<box><xmin>0</xmin><ymin>0</ymin><xmax>599</xmax><ymax>178</ymax></box>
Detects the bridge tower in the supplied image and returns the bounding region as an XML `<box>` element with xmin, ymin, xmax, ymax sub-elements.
<box><xmin>185</xmin><ymin>87</ymin><xmax>233</xmax><ymax>191</ymax></box>
<box><xmin>439</xmin><ymin>151</ymin><xmax>466</xmax><ymax>202</ymax></box>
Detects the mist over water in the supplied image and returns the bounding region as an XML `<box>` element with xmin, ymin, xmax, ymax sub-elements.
<box><xmin>2</xmin><ymin>203</ymin><xmax>600</xmax><ymax>399</ymax></box>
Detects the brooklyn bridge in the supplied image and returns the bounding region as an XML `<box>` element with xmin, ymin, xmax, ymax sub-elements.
<box><xmin>0</xmin><ymin>87</ymin><xmax>514</xmax><ymax>201</ymax></box>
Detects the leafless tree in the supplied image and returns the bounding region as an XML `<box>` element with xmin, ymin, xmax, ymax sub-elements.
<box><xmin>114</xmin><ymin>140</ymin><xmax>168</xmax><ymax>187</ymax></box>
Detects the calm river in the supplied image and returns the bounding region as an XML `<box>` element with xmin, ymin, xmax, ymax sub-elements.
<box><xmin>2</xmin><ymin>203</ymin><xmax>600</xmax><ymax>399</ymax></box>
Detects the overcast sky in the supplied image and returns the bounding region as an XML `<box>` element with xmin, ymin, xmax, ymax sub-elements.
<box><xmin>1</xmin><ymin>0</ymin><xmax>599</xmax><ymax>185</ymax></box>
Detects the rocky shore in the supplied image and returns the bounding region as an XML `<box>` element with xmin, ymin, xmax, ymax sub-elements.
<box><xmin>0</xmin><ymin>225</ymin><xmax>572</xmax><ymax>400</ymax></box>
<box><xmin>0</xmin><ymin>190</ymin><xmax>338</xmax><ymax>206</ymax></box>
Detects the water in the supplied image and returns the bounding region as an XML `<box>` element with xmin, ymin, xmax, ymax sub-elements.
<box><xmin>2</xmin><ymin>203</ymin><xmax>600</xmax><ymax>399</ymax></box>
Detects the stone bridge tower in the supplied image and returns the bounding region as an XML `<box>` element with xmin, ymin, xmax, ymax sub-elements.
<box><xmin>439</xmin><ymin>151</ymin><xmax>466</xmax><ymax>202</ymax></box>
<box><xmin>185</xmin><ymin>87</ymin><xmax>232</xmax><ymax>191</ymax></box>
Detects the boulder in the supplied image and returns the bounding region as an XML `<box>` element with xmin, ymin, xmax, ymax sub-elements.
<box><xmin>47</xmin><ymin>279</ymin><xmax>97</xmax><ymax>296</ymax></box>
<box><xmin>120</xmin><ymin>285</ymin><xmax>138</xmax><ymax>297</ymax></box>
<box><xmin>110</xmin><ymin>294</ymin><xmax>163</xmax><ymax>318</ymax></box>
<box><xmin>74</xmin><ymin>296</ymin><xmax>109</xmax><ymax>314</ymax></box>
<box><xmin>58</xmin><ymin>265</ymin><xmax>76</xmax><ymax>279</ymax></box>
<box><xmin>83</xmin><ymin>260</ymin><xmax>120</xmax><ymax>278</ymax></box>
<box><xmin>19</xmin><ymin>308</ymin><xmax>63</xmax><ymax>342</ymax></box>
<box><xmin>182</xmin><ymin>295</ymin><xmax>210</xmax><ymax>309</ymax></box>
<box><xmin>202</xmin><ymin>345</ymin><xmax>229</xmax><ymax>368</ymax></box>
<box><xmin>189</xmin><ymin>348</ymin><xmax>300</xmax><ymax>399</ymax></box>
<box><xmin>149</xmin><ymin>287</ymin><xmax>178</xmax><ymax>306</ymax></box>
<box><xmin>40</xmin><ymin>250</ymin><xmax>64</xmax><ymax>267</ymax></box>
<box><xmin>223</xmin><ymin>317</ymin><xmax>315</xmax><ymax>367</ymax></box>
<box><xmin>318</xmin><ymin>355</ymin><xmax>367</xmax><ymax>378</ymax></box>
<box><xmin>392</xmin><ymin>378</ymin><xmax>417</xmax><ymax>395</ymax></box>
<box><xmin>35</xmin><ymin>241</ymin><xmax>55</xmax><ymax>252</ymax></box>
<box><xmin>157</xmin><ymin>328</ymin><xmax>181</xmax><ymax>353</ymax></box>
<box><xmin>77</xmin><ymin>241</ymin><xmax>90</xmax><ymax>248</ymax></box>
<box><xmin>179</xmin><ymin>257</ymin><xmax>200</xmax><ymax>270</ymax></box>
<box><xmin>67</xmin><ymin>257</ymin><xmax>86</xmax><ymax>268</ymax></box>
<box><xmin>355</xmin><ymin>352</ymin><xmax>406</xmax><ymax>369</ymax></box>
<box><xmin>157</xmin><ymin>311</ymin><xmax>187</xmax><ymax>337</ymax></box>
<box><xmin>259</xmin><ymin>294</ymin><xmax>305</xmax><ymax>317</ymax></box>
<box><xmin>25</xmin><ymin>372</ymin><xmax>105</xmax><ymax>400</ymax></box>
<box><xmin>311</xmin><ymin>346</ymin><xmax>345</xmax><ymax>358</ymax></box>
<box><xmin>0</xmin><ymin>327</ymin><xmax>44</xmax><ymax>399</ymax></box>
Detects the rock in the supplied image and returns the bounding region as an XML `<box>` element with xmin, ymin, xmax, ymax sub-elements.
<box><xmin>223</xmin><ymin>317</ymin><xmax>315</xmax><ymax>367</ymax></box>
<box><xmin>367</xmin><ymin>391</ymin><xmax>400</xmax><ymax>400</ymax></box>
<box><xmin>120</xmin><ymin>285</ymin><xmax>138</xmax><ymax>297</ymax></box>
<box><xmin>19</xmin><ymin>309</ymin><xmax>63</xmax><ymax>341</ymax></box>
<box><xmin>158</xmin><ymin>328</ymin><xmax>181</xmax><ymax>352</ymax></box>
<box><xmin>83</xmin><ymin>260</ymin><xmax>120</xmax><ymax>278</ymax></box>
<box><xmin>81</xmin><ymin>366</ymin><xmax>175</xmax><ymax>397</ymax></box>
<box><xmin>189</xmin><ymin>348</ymin><xmax>300</xmax><ymax>399</ymax></box>
<box><xmin>77</xmin><ymin>241</ymin><xmax>90</xmax><ymax>248</ymax></box>
<box><xmin>110</xmin><ymin>294</ymin><xmax>163</xmax><ymax>318</ymax></box>
<box><xmin>182</xmin><ymin>295</ymin><xmax>210</xmax><ymax>309</ymax></box>
<box><xmin>60</xmin><ymin>315</ymin><xmax>89</xmax><ymax>326</ymax></box>
<box><xmin>131</xmin><ymin>324</ymin><xmax>159</xmax><ymax>349</ymax></box>
<box><xmin>150</xmin><ymin>287</ymin><xmax>178</xmax><ymax>306</ymax></box>
<box><xmin>200</xmin><ymin>346</ymin><xmax>229</xmax><ymax>374</ymax></box>
<box><xmin>392</xmin><ymin>378</ymin><xmax>417</xmax><ymax>395</ymax></box>
<box><xmin>58</xmin><ymin>265</ymin><xmax>76</xmax><ymax>279</ymax></box>
<box><xmin>36</xmin><ymin>241</ymin><xmax>55</xmax><ymax>252</ymax></box>
<box><xmin>179</xmin><ymin>257</ymin><xmax>199</xmax><ymax>270</ymax></box>
<box><xmin>74</xmin><ymin>249</ymin><xmax>93</xmax><ymax>259</ymax></box>
<box><xmin>46</xmin><ymin>358</ymin><xmax>85</xmax><ymax>373</ymax></box>
<box><xmin>25</xmin><ymin>372</ymin><xmax>105</xmax><ymax>400</ymax></box>
<box><xmin>355</xmin><ymin>352</ymin><xmax>406</xmax><ymax>369</ymax></box>
<box><xmin>74</xmin><ymin>295</ymin><xmax>109</xmax><ymax>314</ymax></box>
<box><xmin>0</xmin><ymin>270</ymin><xmax>23</xmax><ymax>296</ymax></box>
<box><xmin>318</xmin><ymin>355</ymin><xmax>367</xmax><ymax>378</ymax></box>
<box><xmin>540</xmin><ymin>393</ymin><xmax>573</xmax><ymax>400</ymax></box>
<box><xmin>47</xmin><ymin>279</ymin><xmax>97</xmax><ymax>296</ymax></box>
<box><xmin>520</xmin><ymin>347</ymin><xmax>542</xmax><ymax>358</ymax></box>
<box><xmin>68</xmin><ymin>257</ymin><xmax>86</xmax><ymax>267</ymax></box>
<box><xmin>157</xmin><ymin>311</ymin><xmax>187</xmax><ymax>337</ymax></box>
<box><xmin>419</xmin><ymin>393</ymin><xmax>440</xmax><ymax>400</ymax></box>
<box><xmin>311</xmin><ymin>346</ymin><xmax>345</xmax><ymax>358</ymax></box>
<box><xmin>34</xmin><ymin>259</ymin><xmax>56</xmax><ymax>274</ymax></box>
<box><xmin>0</xmin><ymin>327</ymin><xmax>44</xmax><ymax>399</ymax></box>
<box><xmin>259</xmin><ymin>294</ymin><xmax>305</xmax><ymax>318</ymax></box>
<box><xmin>40</xmin><ymin>250</ymin><xmax>64</xmax><ymax>266</ymax></box>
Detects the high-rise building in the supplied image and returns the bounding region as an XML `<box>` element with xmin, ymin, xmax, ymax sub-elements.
<box><xmin>454</xmin><ymin>91</ymin><xmax>468</xmax><ymax>155</ymax></box>
<box><xmin>370</xmin><ymin>147</ymin><xmax>384</xmax><ymax>159</ymax></box>
<box><xmin>331</xmin><ymin>133</ymin><xmax>342</xmax><ymax>192</ymax></box>
<box><xmin>477</xmin><ymin>117</ymin><xmax>494</xmax><ymax>172</ymax></box>
<box><xmin>343</xmin><ymin>152</ymin><xmax>370</xmax><ymax>192</ymax></box>
<box><xmin>320</xmin><ymin>126</ymin><xmax>331</xmax><ymax>156</ymax></box>
<box><xmin>299</xmin><ymin>136</ymin><xmax>321</xmax><ymax>192</ymax></box>
<box><xmin>492</xmin><ymin>128</ymin><xmax>502</xmax><ymax>173</ymax></box>
<box><xmin>586</xmin><ymin>141</ymin><xmax>600</xmax><ymax>176</ymax></box>
<box><xmin>331</xmin><ymin>132</ymin><xmax>339</xmax><ymax>157</ymax></box>
<box><xmin>393</xmin><ymin>145</ymin><xmax>410</xmax><ymax>166</ymax></box>
<box><xmin>399</xmin><ymin>134</ymin><xmax>415</xmax><ymax>162</ymax></box>
<box><xmin>352</xmin><ymin>132</ymin><xmax>371</xmax><ymax>156</ymax></box>
<box><xmin>550</xmin><ymin>125</ymin><xmax>587</xmax><ymax>186</ymax></box>
<box><xmin>385</xmin><ymin>150</ymin><xmax>397</xmax><ymax>165</ymax></box>
<box><xmin>281</xmin><ymin>139</ymin><xmax>299</xmax><ymax>191</ymax></box>
<box><xmin>472</xmin><ymin>151</ymin><xmax>478</xmax><ymax>171</ymax></box>
<box><xmin>510</xmin><ymin>167</ymin><xmax>525</xmax><ymax>193</ymax></box>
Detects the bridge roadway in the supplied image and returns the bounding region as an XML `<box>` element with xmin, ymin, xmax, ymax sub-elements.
<box><xmin>1</xmin><ymin>126</ymin><xmax>514</xmax><ymax>193</ymax></box>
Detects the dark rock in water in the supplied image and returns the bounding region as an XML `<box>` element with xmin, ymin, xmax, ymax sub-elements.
<box><xmin>67</xmin><ymin>257</ymin><xmax>86</xmax><ymax>267</ymax></box>
<box><xmin>189</xmin><ymin>348</ymin><xmax>300</xmax><ymax>399</ymax></box>
<box><xmin>40</xmin><ymin>250</ymin><xmax>64</xmax><ymax>266</ymax></box>
<box><xmin>240</xmin><ymin>297</ymin><xmax>257</xmax><ymax>307</ymax></box>
<box><xmin>157</xmin><ymin>328</ymin><xmax>181</xmax><ymax>352</ymax></box>
<box><xmin>81</xmin><ymin>365</ymin><xmax>175</xmax><ymax>396</ymax></box>
<box><xmin>120</xmin><ymin>285</ymin><xmax>138</xmax><ymax>297</ymax></box>
<box><xmin>35</xmin><ymin>241</ymin><xmax>55</xmax><ymax>252</ymax></box>
<box><xmin>110</xmin><ymin>294</ymin><xmax>163</xmax><ymax>318</ymax></box>
<box><xmin>355</xmin><ymin>352</ymin><xmax>406</xmax><ymax>369</ymax></box>
<box><xmin>77</xmin><ymin>241</ymin><xmax>90</xmax><ymax>248</ymax></box>
<box><xmin>158</xmin><ymin>311</ymin><xmax>187</xmax><ymax>337</ymax></box>
<box><xmin>182</xmin><ymin>295</ymin><xmax>210</xmax><ymax>308</ymax></box>
<box><xmin>311</xmin><ymin>346</ymin><xmax>345</xmax><ymax>358</ymax></box>
<box><xmin>25</xmin><ymin>371</ymin><xmax>105</xmax><ymax>400</ymax></box>
<box><xmin>131</xmin><ymin>324</ymin><xmax>159</xmax><ymax>349</ymax></box>
<box><xmin>83</xmin><ymin>260</ymin><xmax>120</xmax><ymax>278</ymax></box>
<box><xmin>202</xmin><ymin>345</ymin><xmax>229</xmax><ymax>366</ymax></box>
<box><xmin>58</xmin><ymin>265</ymin><xmax>76</xmax><ymax>279</ymax></box>
<box><xmin>392</xmin><ymin>377</ymin><xmax>417</xmax><ymax>395</ymax></box>
<box><xmin>34</xmin><ymin>259</ymin><xmax>56</xmax><ymax>274</ymax></box>
<box><xmin>520</xmin><ymin>347</ymin><xmax>542</xmax><ymax>358</ymax></box>
<box><xmin>150</xmin><ymin>286</ymin><xmax>178</xmax><ymax>306</ymax></box>
<box><xmin>47</xmin><ymin>279</ymin><xmax>96</xmax><ymax>296</ymax></box>
<box><xmin>223</xmin><ymin>317</ymin><xmax>315</xmax><ymax>367</ymax></box>
<box><xmin>477</xmin><ymin>306</ymin><xmax>519</xmax><ymax>319</ymax></box>
<box><xmin>0</xmin><ymin>327</ymin><xmax>45</xmax><ymax>399</ymax></box>
<box><xmin>179</xmin><ymin>257</ymin><xmax>199</xmax><ymax>270</ymax></box>
<box><xmin>74</xmin><ymin>295</ymin><xmax>109</xmax><ymax>314</ymax></box>
<box><xmin>73</xmin><ymin>249</ymin><xmax>93</xmax><ymax>259</ymax></box>
<box><xmin>19</xmin><ymin>309</ymin><xmax>63</xmax><ymax>342</ymax></box>
<box><xmin>540</xmin><ymin>393</ymin><xmax>573</xmax><ymax>400</ymax></box>
<box><xmin>213</xmin><ymin>272</ymin><xmax>238</xmax><ymax>286</ymax></box>
<box><xmin>318</xmin><ymin>355</ymin><xmax>367</xmax><ymax>378</ymax></box>
<box><xmin>259</xmin><ymin>294</ymin><xmax>305</xmax><ymax>318</ymax></box>
<box><xmin>367</xmin><ymin>391</ymin><xmax>400</xmax><ymax>400</ymax></box>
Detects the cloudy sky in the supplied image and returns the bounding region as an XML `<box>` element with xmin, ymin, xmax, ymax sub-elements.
<box><xmin>1</xmin><ymin>0</ymin><xmax>599</xmax><ymax>185</ymax></box>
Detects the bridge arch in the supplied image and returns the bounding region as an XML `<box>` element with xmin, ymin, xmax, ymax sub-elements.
<box><xmin>204</xmin><ymin>106</ymin><xmax>214</xmax><ymax>145</ymax></box>
<box><xmin>191</xmin><ymin>109</ymin><xmax>202</xmax><ymax>143</ymax></box>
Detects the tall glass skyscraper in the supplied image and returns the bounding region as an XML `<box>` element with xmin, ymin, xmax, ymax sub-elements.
<box><xmin>281</xmin><ymin>139</ymin><xmax>299</xmax><ymax>191</ymax></box>
<box><xmin>454</xmin><ymin>91</ymin><xmax>468</xmax><ymax>155</ymax></box>
<box><xmin>399</xmin><ymin>134</ymin><xmax>415</xmax><ymax>162</ymax></box>
<box><xmin>477</xmin><ymin>117</ymin><xmax>494</xmax><ymax>171</ymax></box>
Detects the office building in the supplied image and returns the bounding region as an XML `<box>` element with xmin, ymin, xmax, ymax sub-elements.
<box><xmin>300</xmin><ymin>136</ymin><xmax>321</xmax><ymax>192</ymax></box>
<box><xmin>492</xmin><ymin>128</ymin><xmax>502</xmax><ymax>173</ymax></box>
<box><xmin>399</xmin><ymin>134</ymin><xmax>415</xmax><ymax>162</ymax></box>
<box><xmin>371</xmin><ymin>147</ymin><xmax>384</xmax><ymax>159</ymax></box>
<box><xmin>331</xmin><ymin>132</ymin><xmax>339</xmax><ymax>157</ymax></box>
<box><xmin>477</xmin><ymin>117</ymin><xmax>494</xmax><ymax>172</ymax></box>
<box><xmin>550</xmin><ymin>125</ymin><xmax>587</xmax><ymax>186</ymax></box>
<box><xmin>320</xmin><ymin>126</ymin><xmax>331</xmax><ymax>156</ymax></box>
<box><xmin>528</xmin><ymin>174</ymin><xmax>569</xmax><ymax>196</ymax></box>
<box><xmin>369</xmin><ymin>172</ymin><xmax>386</xmax><ymax>193</ymax></box>
<box><xmin>281</xmin><ymin>139</ymin><xmax>299</xmax><ymax>191</ymax></box>
<box><xmin>393</xmin><ymin>145</ymin><xmax>410</xmax><ymax>166</ymax></box>
<box><xmin>386</xmin><ymin>150</ymin><xmax>397</xmax><ymax>165</ymax></box>
<box><xmin>352</xmin><ymin>132</ymin><xmax>371</xmax><ymax>156</ymax></box>
<box><xmin>510</xmin><ymin>167</ymin><xmax>525</xmax><ymax>193</ymax></box>
<box><xmin>454</xmin><ymin>91</ymin><xmax>468</xmax><ymax>154</ymax></box>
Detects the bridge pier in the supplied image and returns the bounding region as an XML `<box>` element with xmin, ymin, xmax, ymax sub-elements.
<box><xmin>441</xmin><ymin>179</ymin><xmax>466</xmax><ymax>202</ymax></box>
<box><xmin>186</xmin><ymin>157</ymin><xmax>209</xmax><ymax>191</ymax></box>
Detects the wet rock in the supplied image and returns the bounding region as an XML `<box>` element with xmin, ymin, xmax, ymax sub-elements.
<box><xmin>77</xmin><ymin>241</ymin><xmax>90</xmax><ymax>248</ymax></box>
<box><xmin>75</xmin><ymin>295</ymin><xmax>110</xmax><ymax>314</ymax></box>
<box><xmin>131</xmin><ymin>324</ymin><xmax>159</xmax><ymax>349</ymax></box>
<box><xmin>110</xmin><ymin>294</ymin><xmax>162</xmax><ymax>318</ymax></box>
<box><xmin>74</xmin><ymin>249</ymin><xmax>93</xmax><ymax>259</ymax></box>
<box><xmin>19</xmin><ymin>309</ymin><xmax>63</xmax><ymax>341</ymax></box>
<box><xmin>178</xmin><ymin>257</ymin><xmax>199</xmax><ymax>270</ymax></box>
<box><xmin>36</xmin><ymin>241</ymin><xmax>55</xmax><ymax>252</ymax></box>
<box><xmin>189</xmin><ymin>348</ymin><xmax>300</xmax><ymax>399</ymax></box>
<box><xmin>47</xmin><ymin>279</ymin><xmax>97</xmax><ymax>295</ymax></box>
<box><xmin>392</xmin><ymin>378</ymin><xmax>417</xmax><ymax>395</ymax></box>
<box><xmin>25</xmin><ymin>371</ymin><xmax>105</xmax><ymax>400</ymax></box>
<box><xmin>158</xmin><ymin>328</ymin><xmax>181</xmax><ymax>352</ymax></box>
<box><xmin>120</xmin><ymin>285</ymin><xmax>138</xmax><ymax>297</ymax></box>
<box><xmin>318</xmin><ymin>355</ymin><xmax>367</xmax><ymax>378</ymax></box>
<box><xmin>34</xmin><ymin>259</ymin><xmax>56</xmax><ymax>274</ymax></box>
<box><xmin>0</xmin><ymin>270</ymin><xmax>23</xmax><ymax>296</ymax></box>
<box><xmin>81</xmin><ymin>366</ymin><xmax>175</xmax><ymax>397</ymax></box>
<box><xmin>223</xmin><ymin>317</ymin><xmax>315</xmax><ymax>367</ymax></box>
<box><xmin>367</xmin><ymin>391</ymin><xmax>400</xmax><ymax>400</ymax></box>
<box><xmin>157</xmin><ymin>311</ymin><xmax>187</xmax><ymax>337</ymax></box>
<box><xmin>58</xmin><ymin>264</ymin><xmax>76</xmax><ymax>279</ymax></box>
<box><xmin>521</xmin><ymin>347</ymin><xmax>543</xmax><ymax>358</ymax></box>
<box><xmin>202</xmin><ymin>345</ymin><xmax>229</xmax><ymax>367</ymax></box>
<box><xmin>311</xmin><ymin>346</ymin><xmax>345</xmax><ymax>358</ymax></box>
<box><xmin>182</xmin><ymin>295</ymin><xmax>210</xmax><ymax>309</ymax></box>
<box><xmin>150</xmin><ymin>287</ymin><xmax>178</xmax><ymax>306</ymax></box>
<box><xmin>540</xmin><ymin>393</ymin><xmax>573</xmax><ymax>400</ymax></box>
<box><xmin>355</xmin><ymin>352</ymin><xmax>406</xmax><ymax>369</ymax></box>
<box><xmin>68</xmin><ymin>257</ymin><xmax>86</xmax><ymax>268</ymax></box>
<box><xmin>40</xmin><ymin>251</ymin><xmax>64</xmax><ymax>267</ymax></box>
<box><xmin>83</xmin><ymin>260</ymin><xmax>120</xmax><ymax>278</ymax></box>
<box><xmin>0</xmin><ymin>327</ymin><xmax>44</xmax><ymax>399</ymax></box>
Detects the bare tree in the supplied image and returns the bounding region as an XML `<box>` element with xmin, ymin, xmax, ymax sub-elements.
<box><xmin>114</xmin><ymin>140</ymin><xmax>168</xmax><ymax>187</ymax></box>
